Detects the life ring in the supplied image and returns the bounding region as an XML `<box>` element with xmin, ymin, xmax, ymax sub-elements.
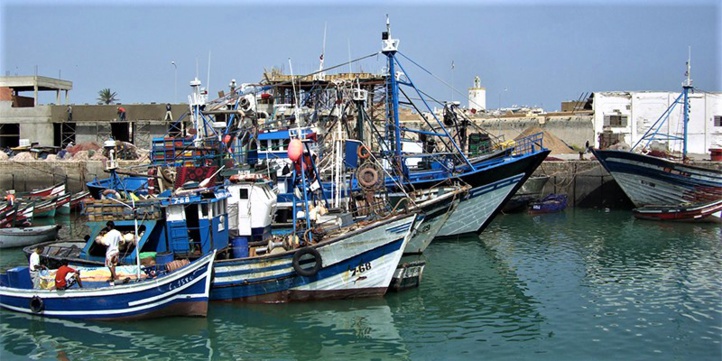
<box><xmin>102</xmin><ymin>189</ymin><xmax>120</xmax><ymax>199</ymax></box>
<box><xmin>357</xmin><ymin>145</ymin><xmax>371</xmax><ymax>160</ymax></box>
<box><xmin>30</xmin><ymin>296</ymin><xmax>44</xmax><ymax>313</ymax></box>
<box><xmin>357</xmin><ymin>167</ymin><xmax>379</xmax><ymax>188</ymax></box>
<box><xmin>292</xmin><ymin>247</ymin><xmax>322</xmax><ymax>277</ymax></box>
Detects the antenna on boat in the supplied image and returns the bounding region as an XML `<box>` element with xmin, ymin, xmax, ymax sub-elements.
<box><xmin>381</xmin><ymin>14</ymin><xmax>399</xmax><ymax>54</ymax></box>
<box><xmin>288</xmin><ymin>58</ymin><xmax>302</xmax><ymax>133</ymax></box>
<box><xmin>207</xmin><ymin>51</ymin><xmax>212</xmax><ymax>97</ymax></box>
<box><xmin>314</xmin><ymin>23</ymin><xmax>327</xmax><ymax>81</ymax></box>
<box><xmin>684</xmin><ymin>46</ymin><xmax>692</xmax><ymax>88</ymax></box>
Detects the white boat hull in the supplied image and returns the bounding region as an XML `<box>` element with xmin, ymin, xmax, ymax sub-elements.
<box><xmin>0</xmin><ymin>225</ymin><xmax>60</xmax><ymax>249</ymax></box>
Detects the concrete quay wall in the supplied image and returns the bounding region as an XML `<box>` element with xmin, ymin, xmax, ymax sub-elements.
<box><xmin>0</xmin><ymin>160</ymin><xmax>147</xmax><ymax>194</ymax></box>
<box><xmin>532</xmin><ymin>160</ymin><xmax>634</xmax><ymax>210</ymax></box>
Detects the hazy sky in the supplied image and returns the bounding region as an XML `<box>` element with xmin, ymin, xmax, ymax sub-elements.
<box><xmin>1</xmin><ymin>0</ymin><xmax>720</xmax><ymax>111</ymax></box>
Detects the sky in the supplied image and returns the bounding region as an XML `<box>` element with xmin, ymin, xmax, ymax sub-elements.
<box><xmin>1</xmin><ymin>0</ymin><xmax>720</xmax><ymax>112</ymax></box>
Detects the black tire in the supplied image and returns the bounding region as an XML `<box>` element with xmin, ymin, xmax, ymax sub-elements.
<box><xmin>30</xmin><ymin>296</ymin><xmax>44</xmax><ymax>313</ymax></box>
<box><xmin>292</xmin><ymin>247</ymin><xmax>322</xmax><ymax>277</ymax></box>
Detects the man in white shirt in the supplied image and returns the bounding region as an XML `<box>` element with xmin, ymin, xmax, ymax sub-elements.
<box><xmin>104</xmin><ymin>221</ymin><xmax>122</xmax><ymax>286</ymax></box>
<box><xmin>29</xmin><ymin>246</ymin><xmax>47</xmax><ymax>289</ymax></box>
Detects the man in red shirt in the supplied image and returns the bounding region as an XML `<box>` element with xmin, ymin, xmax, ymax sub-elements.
<box><xmin>117</xmin><ymin>106</ymin><xmax>126</xmax><ymax>121</ymax></box>
<box><xmin>55</xmin><ymin>260</ymin><xmax>83</xmax><ymax>290</ymax></box>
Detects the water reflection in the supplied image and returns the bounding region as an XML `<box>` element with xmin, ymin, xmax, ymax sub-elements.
<box><xmin>206</xmin><ymin>299</ymin><xmax>408</xmax><ymax>360</ymax></box>
<box><xmin>483</xmin><ymin>210</ymin><xmax>722</xmax><ymax>359</ymax></box>
<box><xmin>390</xmin><ymin>235</ymin><xmax>545</xmax><ymax>356</ymax></box>
<box><xmin>0</xmin><ymin>310</ymin><xmax>212</xmax><ymax>361</ymax></box>
<box><xmin>1</xmin><ymin>210</ymin><xmax>719</xmax><ymax>361</ymax></box>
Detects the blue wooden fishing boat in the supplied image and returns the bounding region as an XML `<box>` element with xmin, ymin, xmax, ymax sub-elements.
<box><xmin>30</xmin><ymin>155</ymin><xmax>420</xmax><ymax>303</ymax></box>
<box><xmin>0</xmin><ymin>250</ymin><xmax>216</xmax><ymax>320</ymax></box>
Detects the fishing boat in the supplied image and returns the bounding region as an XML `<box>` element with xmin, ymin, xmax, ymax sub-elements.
<box><xmin>591</xmin><ymin>56</ymin><xmax>721</xmax><ymax>221</ymax></box>
<box><xmin>632</xmin><ymin>198</ymin><xmax>722</xmax><ymax>223</ymax></box>
<box><xmin>210</xmin><ymin>135</ymin><xmax>420</xmax><ymax>302</ymax></box>
<box><xmin>389</xmin><ymin>185</ymin><xmax>470</xmax><ymax>255</ymax></box>
<box><xmin>528</xmin><ymin>193</ymin><xmax>568</xmax><ymax>214</ymax></box>
<box><xmin>373</xmin><ymin>19</ymin><xmax>550</xmax><ymax>237</ymax></box>
<box><xmin>30</xmin><ymin>153</ymin><xmax>419</xmax><ymax>303</ymax></box>
<box><xmin>31</xmin><ymin>194</ymin><xmax>70</xmax><ymax>218</ymax></box>
<box><xmin>69</xmin><ymin>190</ymin><xmax>93</xmax><ymax>212</ymax></box>
<box><xmin>223</xmin><ymin>19</ymin><xmax>549</xmax><ymax>238</ymax></box>
<box><xmin>0</xmin><ymin>204</ymin><xmax>34</xmax><ymax>228</ymax></box>
<box><xmin>26</xmin><ymin>183</ymin><xmax>65</xmax><ymax>198</ymax></box>
<box><xmin>0</xmin><ymin>250</ymin><xmax>216</xmax><ymax>320</ymax></box>
<box><xmin>0</xmin><ymin>224</ymin><xmax>61</xmax><ymax>249</ymax></box>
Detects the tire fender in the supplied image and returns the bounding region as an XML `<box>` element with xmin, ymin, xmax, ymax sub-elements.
<box><xmin>292</xmin><ymin>247</ymin><xmax>322</xmax><ymax>277</ymax></box>
<box><xmin>30</xmin><ymin>296</ymin><xmax>44</xmax><ymax>313</ymax></box>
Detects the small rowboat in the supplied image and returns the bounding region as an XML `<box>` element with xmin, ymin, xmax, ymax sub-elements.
<box><xmin>528</xmin><ymin>194</ymin><xmax>568</xmax><ymax>214</ymax></box>
<box><xmin>0</xmin><ymin>224</ymin><xmax>61</xmax><ymax>249</ymax></box>
<box><xmin>633</xmin><ymin>199</ymin><xmax>722</xmax><ymax>223</ymax></box>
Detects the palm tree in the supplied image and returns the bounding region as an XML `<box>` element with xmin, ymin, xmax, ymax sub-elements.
<box><xmin>97</xmin><ymin>88</ymin><xmax>119</xmax><ymax>105</ymax></box>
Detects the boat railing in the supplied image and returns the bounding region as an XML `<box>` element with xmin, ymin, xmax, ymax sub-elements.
<box><xmin>511</xmin><ymin>132</ymin><xmax>545</xmax><ymax>156</ymax></box>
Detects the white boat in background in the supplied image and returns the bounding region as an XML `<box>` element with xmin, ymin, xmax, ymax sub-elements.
<box><xmin>591</xmin><ymin>56</ymin><xmax>721</xmax><ymax>221</ymax></box>
<box><xmin>0</xmin><ymin>224</ymin><xmax>61</xmax><ymax>249</ymax></box>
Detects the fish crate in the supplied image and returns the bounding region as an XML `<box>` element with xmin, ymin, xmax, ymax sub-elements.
<box><xmin>85</xmin><ymin>199</ymin><xmax>163</xmax><ymax>221</ymax></box>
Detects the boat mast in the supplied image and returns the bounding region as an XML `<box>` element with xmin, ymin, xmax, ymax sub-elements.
<box><xmin>381</xmin><ymin>15</ymin><xmax>402</xmax><ymax>160</ymax></box>
<box><xmin>682</xmin><ymin>46</ymin><xmax>692</xmax><ymax>160</ymax></box>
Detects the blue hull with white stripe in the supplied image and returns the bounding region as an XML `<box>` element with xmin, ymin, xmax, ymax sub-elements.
<box><xmin>0</xmin><ymin>251</ymin><xmax>216</xmax><ymax>320</ymax></box>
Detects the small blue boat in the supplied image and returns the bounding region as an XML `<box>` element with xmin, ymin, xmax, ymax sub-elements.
<box><xmin>0</xmin><ymin>250</ymin><xmax>216</xmax><ymax>320</ymax></box>
<box><xmin>528</xmin><ymin>194</ymin><xmax>568</xmax><ymax>214</ymax></box>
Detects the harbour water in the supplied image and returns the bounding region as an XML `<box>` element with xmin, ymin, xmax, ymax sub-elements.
<box><xmin>0</xmin><ymin>209</ymin><xmax>719</xmax><ymax>360</ymax></box>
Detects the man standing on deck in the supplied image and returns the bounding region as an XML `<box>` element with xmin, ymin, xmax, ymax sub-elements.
<box><xmin>29</xmin><ymin>246</ymin><xmax>47</xmax><ymax>289</ymax></box>
<box><xmin>104</xmin><ymin>221</ymin><xmax>122</xmax><ymax>286</ymax></box>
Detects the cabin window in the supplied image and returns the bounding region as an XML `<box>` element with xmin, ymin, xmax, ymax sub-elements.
<box><xmin>714</xmin><ymin>115</ymin><xmax>722</xmax><ymax>127</ymax></box>
<box><xmin>604</xmin><ymin>115</ymin><xmax>628</xmax><ymax>127</ymax></box>
<box><xmin>239</xmin><ymin>188</ymin><xmax>249</xmax><ymax>200</ymax></box>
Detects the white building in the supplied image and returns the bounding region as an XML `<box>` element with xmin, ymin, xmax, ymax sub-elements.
<box><xmin>592</xmin><ymin>91</ymin><xmax>722</xmax><ymax>155</ymax></box>
<box><xmin>468</xmin><ymin>76</ymin><xmax>486</xmax><ymax>113</ymax></box>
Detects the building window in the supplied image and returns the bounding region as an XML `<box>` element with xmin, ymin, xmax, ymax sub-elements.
<box><xmin>604</xmin><ymin>115</ymin><xmax>628</xmax><ymax>127</ymax></box>
<box><xmin>715</xmin><ymin>115</ymin><xmax>722</xmax><ymax>127</ymax></box>
<box><xmin>0</xmin><ymin>123</ymin><xmax>20</xmax><ymax>148</ymax></box>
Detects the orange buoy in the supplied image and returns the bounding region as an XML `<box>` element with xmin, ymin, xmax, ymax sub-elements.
<box><xmin>288</xmin><ymin>139</ymin><xmax>303</xmax><ymax>162</ymax></box>
<box><xmin>357</xmin><ymin>145</ymin><xmax>371</xmax><ymax>160</ymax></box>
